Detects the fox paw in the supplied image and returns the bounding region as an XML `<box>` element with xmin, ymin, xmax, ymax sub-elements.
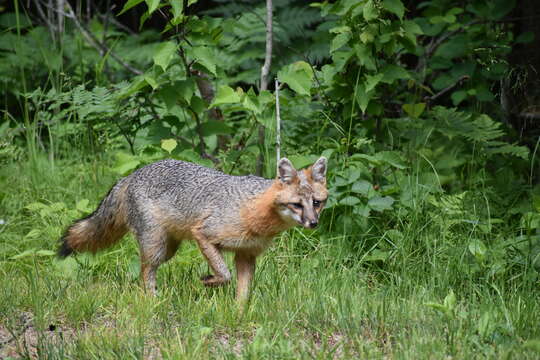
<box><xmin>200</xmin><ymin>275</ymin><xmax>227</xmax><ymax>287</ymax></box>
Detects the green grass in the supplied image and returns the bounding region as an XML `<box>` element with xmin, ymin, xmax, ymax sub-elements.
<box><xmin>1</xmin><ymin>156</ymin><xmax>539</xmax><ymax>359</ymax></box>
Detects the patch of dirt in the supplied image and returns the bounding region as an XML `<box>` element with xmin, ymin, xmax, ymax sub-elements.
<box><xmin>0</xmin><ymin>312</ymin><xmax>76</xmax><ymax>359</ymax></box>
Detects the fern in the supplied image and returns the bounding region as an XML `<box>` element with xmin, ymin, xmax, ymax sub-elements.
<box><xmin>431</xmin><ymin>106</ymin><xmax>529</xmax><ymax>159</ymax></box>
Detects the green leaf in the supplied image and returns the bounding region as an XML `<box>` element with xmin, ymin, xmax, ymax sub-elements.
<box><xmin>382</xmin><ymin>0</ymin><xmax>405</xmax><ymax>19</ymax></box>
<box><xmin>363</xmin><ymin>0</ymin><xmax>378</xmax><ymax>21</ymax></box>
<box><xmin>161</xmin><ymin>138</ymin><xmax>178</xmax><ymax>154</ymax></box>
<box><xmin>192</xmin><ymin>46</ymin><xmax>217</xmax><ymax>76</ymax></box>
<box><xmin>365</xmin><ymin>73</ymin><xmax>384</xmax><ymax>92</ymax></box>
<box><xmin>331</xmin><ymin>32</ymin><xmax>351</xmax><ymax>53</ymax></box>
<box><xmin>524</xmin><ymin>340</ymin><xmax>540</xmax><ymax>353</ymax></box>
<box><xmin>144</xmin><ymin>74</ymin><xmax>158</xmax><ymax>90</ymax></box>
<box><xmin>200</xmin><ymin>121</ymin><xmax>233</xmax><ymax>136</ymax></box>
<box><xmin>443</xmin><ymin>289</ymin><xmax>456</xmax><ymax>311</ymax></box>
<box><xmin>351</xmin><ymin>180</ymin><xmax>372</xmax><ymax>195</ymax></box>
<box><xmin>375</xmin><ymin>151</ymin><xmax>407</xmax><ymax>169</ymax></box>
<box><xmin>242</xmin><ymin>88</ymin><xmax>262</xmax><ymax>114</ymax></box>
<box><xmin>368</xmin><ymin>196</ymin><xmax>395</xmax><ymax>211</ymax></box>
<box><xmin>112</xmin><ymin>153</ymin><xmax>141</xmax><ymax>175</ymax></box>
<box><xmin>118</xmin><ymin>0</ymin><xmax>145</xmax><ymax>15</ymax></box>
<box><xmin>153</xmin><ymin>41</ymin><xmax>177</xmax><ymax>71</ymax></box>
<box><xmin>145</xmin><ymin>0</ymin><xmax>160</xmax><ymax>14</ymax></box>
<box><xmin>402</xmin><ymin>103</ymin><xmax>426</xmax><ymax>118</ymax></box>
<box><xmin>169</xmin><ymin>1</ymin><xmax>184</xmax><ymax>21</ymax></box>
<box><xmin>277</xmin><ymin>61</ymin><xmax>314</xmax><ymax>96</ymax></box>
<box><xmin>468</xmin><ymin>239</ymin><xmax>487</xmax><ymax>261</ymax></box>
<box><xmin>451</xmin><ymin>90</ymin><xmax>467</xmax><ymax>105</ymax></box>
<box><xmin>381</xmin><ymin>64</ymin><xmax>410</xmax><ymax>83</ymax></box>
<box><xmin>355</xmin><ymin>84</ymin><xmax>371</xmax><ymax>114</ymax></box>
<box><xmin>210</xmin><ymin>85</ymin><xmax>241</xmax><ymax>107</ymax></box>
<box><xmin>176</xmin><ymin>79</ymin><xmax>196</xmax><ymax>104</ymax></box>
<box><xmin>339</xmin><ymin>196</ymin><xmax>361</xmax><ymax>206</ymax></box>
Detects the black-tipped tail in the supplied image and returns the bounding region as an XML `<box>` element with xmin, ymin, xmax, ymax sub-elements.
<box><xmin>58</xmin><ymin>234</ymin><xmax>74</xmax><ymax>258</ymax></box>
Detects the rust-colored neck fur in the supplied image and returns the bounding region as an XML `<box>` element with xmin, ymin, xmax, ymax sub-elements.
<box><xmin>240</xmin><ymin>181</ymin><xmax>289</xmax><ymax>238</ymax></box>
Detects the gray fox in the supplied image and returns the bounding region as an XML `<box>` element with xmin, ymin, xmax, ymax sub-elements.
<box><xmin>58</xmin><ymin>157</ymin><xmax>328</xmax><ymax>301</ymax></box>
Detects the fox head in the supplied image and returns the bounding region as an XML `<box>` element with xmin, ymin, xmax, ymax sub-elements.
<box><xmin>273</xmin><ymin>157</ymin><xmax>328</xmax><ymax>229</ymax></box>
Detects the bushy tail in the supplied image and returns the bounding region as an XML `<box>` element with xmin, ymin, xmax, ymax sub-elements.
<box><xmin>58</xmin><ymin>181</ymin><xmax>129</xmax><ymax>257</ymax></box>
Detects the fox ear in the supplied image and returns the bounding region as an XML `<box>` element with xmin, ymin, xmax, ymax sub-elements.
<box><xmin>311</xmin><ymin>156</ymin><xmax>327</xmax><ymax>183</ymax></box>
<box><xmin>277</xmin><ymin>158</ymin><xmax>297</xmax><ymax>184</ymax></box>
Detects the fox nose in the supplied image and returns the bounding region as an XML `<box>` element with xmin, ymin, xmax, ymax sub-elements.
<box><xmin>308</xmin><ymin>220</ymin><xmax>318</xmax><ymax>228</ymax></box>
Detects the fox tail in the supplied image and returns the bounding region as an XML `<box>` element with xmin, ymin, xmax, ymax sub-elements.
<box><xmin>58</xmin><ymin>181</ymin><xmax>129</xmax><ymax>257</ymax></box>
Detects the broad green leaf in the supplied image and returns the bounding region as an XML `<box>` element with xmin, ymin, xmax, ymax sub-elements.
<box><xmin>277</xmin><ymin>61</ymin><xmax>314</xmax><ymax>96</ymax></box>
<box><xmin>351</xmin><ymin>180</ymin><xmax>372</xmax><ymax>195</ymax></box>
<box><xmin>112</xmin><ymin>153</ymin><xmax>141</xmax><ymax>175</ymax></box>
<box><xmin>375</xmin><ymin>151</ymin><xmax>407</xmax><ymax>169</ymax></box>
<box><xmin>382</xmin><ymin>0</ymin><xmax>405</xmax><ymax>19</ymax></box>
<box><xmin>192</xmin><ymin>46</ymin><xmax>217</xmax><ymax>76</ymax></box>
<box><xmin>157</xmin><ymin>85</ymin><xmax>178</xmax><ymax>110</ymax></box>
<box><xmin>331</xmin><ymin>32</ymin><xmax>351</xmax><ymax>53</ymax></box>
<box><xmin>200</xmin><ymin>121</ymin><xmax>233</xmax><ymax>136</ymax></box>
<box><xmin>359</xmin><ymin>30</ymin><xmax>374</xmax><ymax>43</ymax></box>
<box><xmin>145</xmin><ymin>0</ymin><xmax>160</xmax><ymax>14</ymax></box>
<box><xmin>443</xmin><ymin>289</ymin><xmax>456</xmax><ymax>310</ymax></box>
<box><xmin>288</xmin><ymin>155</ymin><xmax>318</xmax><ymax>170</ymax></box>
<box><xmin>177</xmin><ymin>79</ymin><xmax>196</xmax><ymax>104</ymax></box>
<box><xmin>161</xmin><ymin>138</ymin><xmax>177</xmax><ymax>153</ymax></box>
<box><xmin>339</xmin><ymin>196</ymin><xmax>361</xmax><ymax>206</ymax></box>
<box><xmin>365</xmin><ymin>73</ymin><xmax>384</xmax><ymax>92</ymax></box>
<box><xmin>210</xmin><ymin>85</ymin><xmax>241</xmax><ymax>107</ymax></box>
<box><xmin>363</xmin><ymin>0</ymin><xmax>378</xmax><ymax>21</ymax></box>
<box><xmin>118</xmin><ymin>0</ymin><xmax>145</xmax><ymax>15</ymax></box>
<box><xmin>191</xmin><ymin>96</ymin><xmax>206</xmax><ymax>113</ymax></box>
<box><xmin>381</xmin><ymin>64</ymin><xmax>410</xmax><ymax>83</ymax></box>
<box><xmin>468</xmin><ymin>239</ymin><xmax>487</xmax><ymax>261</ymax></box>
<box><xmin>355</xmin><ymin>84</ymin><xmax>371</xmax><ymax>114</ymax></box>
<box><xmin>368</xmin><ymin>196</ymin><xmax>395</xmax><ymax>211</ymax></box>
<box><xmin>153</xmin><ymin>41</ymin><xmax>177</xmax><ymax>71</ymax></box>
<box><xmin>451</xmin><ymin>90</ymin><xmax>467</xmax><ymax>105</ymax></box>
<box><xmin>170</xmin><ymin>1</ymin><xmax>183</xmax><ymax>21</ymax></box>
<box><xmin>144</xmin><ymin>75</ymin><xmax>158</xmax><ymax>90</ymax></box>
<box><xmin>242</xmin><ymin>88</ymin><xmax>262</xmax><ymax>114</ymax></box>
<box><xmin>402</xmin><ymin>103</ymin><xmax>426</xmax><ymax>118</ymax></box>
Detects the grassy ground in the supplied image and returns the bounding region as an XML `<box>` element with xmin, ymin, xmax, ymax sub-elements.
<box><xmin>1</xmin><ymin>156</ymin><xmax>539</xmax><ymax>359</ymax></box>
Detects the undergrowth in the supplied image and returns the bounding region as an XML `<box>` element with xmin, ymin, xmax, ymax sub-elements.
<box><xmin>1</xmin><ymin>156</ymin><xmax>539</xmax><ymax>359</ymax></box>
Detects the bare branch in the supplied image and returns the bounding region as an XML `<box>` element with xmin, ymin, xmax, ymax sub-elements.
<box><xmin>424</xmin><ymin>75</ymin><xmax>469</xmax><ymax>104</ymax></box>
<box><xmin>60</xmin><ymin>2</ymin><xmax>143</xmax><ymax>75</ymax></box>
<box><xmin>256</xmin><ymin>0</ymin><xmax>273</xmax><ymax>176</ymax></box>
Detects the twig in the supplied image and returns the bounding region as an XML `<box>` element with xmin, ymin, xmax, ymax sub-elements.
<box><xmin>424</xmin><ymin>75</ymin><xmax>469</xmax><ymax>103</ymax></box>
<box><xmin>256</xmin><ymin>0</ymin><xmax>273</xmax><ymax>176</ymax></box>
<box><xmin>60</xmin><ymin>2</ymin><xmax>143</xmax><ymax>75</ymax></box>
<box><xmin>275</xmin><ymin>78</ymin><xmax>281</xmax><ymax>163</ymax></box>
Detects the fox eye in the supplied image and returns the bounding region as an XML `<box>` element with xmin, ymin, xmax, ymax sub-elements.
<box><xmin>313</xmin><ymin>200</ymin><xmax>321</xmax><ymax>207</ymax></box>
<box><xmin>290</xmin><ymin>202</ymin><xmax>303</xmax><ymax>209</ymax></box>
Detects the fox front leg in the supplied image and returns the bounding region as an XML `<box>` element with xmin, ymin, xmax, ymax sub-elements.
<box><xmin>193</xmin><ymin>233</ymin><xmax>231</xmax><ymax>287</ymax></box>
<box><xmin>234</xmin><ymin>253</ymin><xmax>256</xmax><ymax>302</ymax></box>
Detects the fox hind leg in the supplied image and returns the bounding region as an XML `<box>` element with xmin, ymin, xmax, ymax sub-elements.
<box><xmin>137</xmin><ymin>230</ymin><xmax>180</xmax><ymax>294</ymax></box>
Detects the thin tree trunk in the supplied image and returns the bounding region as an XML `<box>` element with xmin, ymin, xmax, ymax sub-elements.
<box><xmin>255</xmin><ymin>0</ymin><xmax>273</xmax><ymax>176</ymax></box>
